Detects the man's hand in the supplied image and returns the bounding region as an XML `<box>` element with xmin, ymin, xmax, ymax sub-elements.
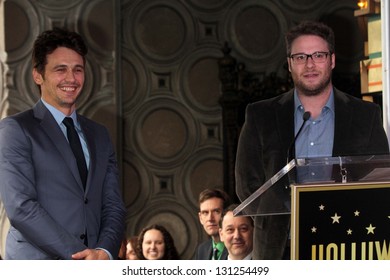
<box><xmin>72</xmin><ymin>249</ymin><xmax>110</xmax><ymax>260</ymax></box>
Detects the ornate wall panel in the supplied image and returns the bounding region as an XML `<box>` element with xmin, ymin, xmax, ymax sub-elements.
<box><xmin>121</xmin><ymin>0</ymin><xmax>226</xmax><ymax>259</ymax></box>
<box><xmin>0</xmin><ymin>0</ymin><xmax>363</xmax><ymax>259</ymax></box>
<box><xmin>220</xmin><ymin>0</ymin><xmax>289</xmax><ymax>76</ymax></box>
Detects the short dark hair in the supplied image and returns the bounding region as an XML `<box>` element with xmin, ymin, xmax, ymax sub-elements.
<box><xmin>32</xmin><ymin>27</ymin><xmax>88</xmax><ymax>75</ymax></box>
<box><xmin>198</xmin><ymin>188</ymin><xmax>230</xmax><ymax>207</ymax></box>
<box><xmin>285</xmin><ymin>21</ymin><xmax>335</xmax><ymax>56</ymax></box>
<box><xmin>219</xmin><ymin>203</ymin><xmax>254</xmax><ymax>228</ymax></box>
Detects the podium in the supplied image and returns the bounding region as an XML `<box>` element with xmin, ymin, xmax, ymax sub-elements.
<box><xmin>234</xmin><ymin>155</ymin><xmax>390</xmax><ymax>260</ymax></box>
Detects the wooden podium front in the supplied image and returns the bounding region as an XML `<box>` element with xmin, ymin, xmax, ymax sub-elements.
<box><xmin>291</xmin><ymin>182</ymin><xmax>390</xmax><ymax>260</ymax></box>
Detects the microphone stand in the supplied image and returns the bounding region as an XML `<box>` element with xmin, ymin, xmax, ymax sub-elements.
<box><xmin>286</xmin><ymin>111</ymin><xmax>311</xmax><ymax>185</ymax></box>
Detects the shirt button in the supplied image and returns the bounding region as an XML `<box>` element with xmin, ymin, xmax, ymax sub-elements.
<box><xmin>311</xmin><ymin>172</ymin><xmax>316</xmax><ymax>176</ymax></box>
<box><xmin>84</xmin><ymin>198</ymin><xmax>88</xmax><ymax>204</ymax></box>
<box><xmin>310</xmin><ymin>142</ymin><xmax>314</xmax><ymax>146</ymax></box>
<box><xmin>80</xmin><ymin>234</ymin><xmax>86</xmax><ymax>240</ymax></box>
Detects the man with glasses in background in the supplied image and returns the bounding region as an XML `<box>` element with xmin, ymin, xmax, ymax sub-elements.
<box><xmin>235</xmin><ymin>21</ymin><xmax>389</xmax><ymax>260</ymax></box>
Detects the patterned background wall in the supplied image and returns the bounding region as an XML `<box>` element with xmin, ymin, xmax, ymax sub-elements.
<box><xmin>0</xmin><ymin>0</ymin><xmax>362</xmax><ymax>259</ymax></box>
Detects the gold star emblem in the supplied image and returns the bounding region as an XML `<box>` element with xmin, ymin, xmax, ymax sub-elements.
<box><xmin>347</xmin><ymin>229</ymin><xmax>352</xmax><ymax>235</ymax></box>
<box><xmin>311</xmin><ymin>227</ymin><xmax>317</xmax><ymax>233</ymax></box>
<box><xmin>366</xmin><ymin>224</ymin><xmax>376</xmax><ymax>234</ymax></box>
<box><xmin>354</xmin><ymin>210</ymin><xmax>360</xmax><ymax>217</ymax></box>
<box><xmin>319</xmin><ymin>204</ymin><xmax>325</xmax><ymax>211</ymax></box>
<box><xmin>331</xmin><ymin>213</ymin><xmax>341</xmax><ymax>224</ymax></box>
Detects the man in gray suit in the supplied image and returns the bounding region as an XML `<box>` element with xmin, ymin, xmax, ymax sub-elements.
<box><xmin>235</xmin><ymin>21</ymin><xmax>389</xmax><ymax>259</ymax></box>
<box><xmin>0</xmin><ymin>28</ymin><xmax>126</xmax><ymax>259</ymax></box>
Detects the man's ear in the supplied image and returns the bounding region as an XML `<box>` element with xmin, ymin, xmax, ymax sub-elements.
<box><xmin>331</xmin><ymin>53</ymin><xmax>336</xmax><ymax>70</ymax></box>
<box><xmin>32</xmin><ymin>68</ymin><xmax>43</xmax><ymax>85</ymax></box>
<box><xmin>219</xmin><ymin>228</ymin><xmax>224</xmax><ymax>242</ymax></box>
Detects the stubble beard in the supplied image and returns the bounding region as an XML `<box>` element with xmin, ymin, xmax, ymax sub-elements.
<box><xmin>56</xmin><ymin>89</ymin><xmax>82</xmax><ymax>109</ymax></box>
<box><xmin>294</xmin><ymin>72</ymin><xmax>332</xmax><ymax>97</ymax></box>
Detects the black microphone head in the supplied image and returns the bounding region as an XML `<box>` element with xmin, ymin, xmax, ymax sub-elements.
<box><xmin>303</xmin><ymin>111</ymin><xmax>311</xmax><ymax>121</ymax></box>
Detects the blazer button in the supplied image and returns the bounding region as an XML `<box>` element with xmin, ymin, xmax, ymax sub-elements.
<box><xmin>84</xmin><ymin>198</ymin><xmax>88</xmax><ymax>204</ymax></box>
<box><xmin>80</xmin><ymin>234</ymin><xmax>86</xmax><ymax>240</ymax></box>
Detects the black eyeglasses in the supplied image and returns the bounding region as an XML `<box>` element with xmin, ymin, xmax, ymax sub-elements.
<box><xmin>289</xmin><ymin>51</ymin><xmax>332</xmax><ymax>64</ymax></box>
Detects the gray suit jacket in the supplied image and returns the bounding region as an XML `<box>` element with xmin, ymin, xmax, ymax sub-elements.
<box><xmin>235</xmin><ymin>88</ymin><xmax>390</xmax><ymax>259</ymax></box>
<box><xmin>0</xmin><ymin>100</ymin><xmax>126</xmax><ymax>259</ymax></box>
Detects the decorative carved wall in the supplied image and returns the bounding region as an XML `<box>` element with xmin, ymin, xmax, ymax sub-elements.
<box><xmin>0</xmin><ymin>0</ymin><xmax>363</xmax><ymax>259</ymax></box>
<box><xmin>120</xmin><ymin>0</ymin><xmax>225</xmax><ymax>260</ymax></box>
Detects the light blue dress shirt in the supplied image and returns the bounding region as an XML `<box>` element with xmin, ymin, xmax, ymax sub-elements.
<box><xmin>293</xmin><ymin>90</ymin><xmax>335</xmax><ymax>183</ymax></box>
<box><xmin>294</xmin><ymin>90</ymin><xmax>335</xmax><ymax>158</ymax></box>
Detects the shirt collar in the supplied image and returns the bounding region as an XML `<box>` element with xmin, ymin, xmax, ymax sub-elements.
<box><xmin>41</xmin><ymin>98</ymin><xmax>79</xmax><ymax>128</ymax></box>
<box><xmin>213</xmin><ymin>241</ymin><xmax>225</xmax><ymax>252</ymax></box>
<box><xmin>227</xmin><ymin>252</ymin><xmax>253</xmax><ymax>260</ymax></box>
<box><xmin>293</xmin><ymin>88</ymin><xmax>335</xmax><ymax>115</ymax></box>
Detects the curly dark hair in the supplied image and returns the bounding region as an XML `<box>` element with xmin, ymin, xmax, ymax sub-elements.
<box><xmin>136</xmin><ymin>224</ymin><xmax>180</xmax><ymax>260</ymax></box>
<box><xmin>32</xmin><ymin>27</ymin><xmax>88</xmax><ymax>76</ymax></box>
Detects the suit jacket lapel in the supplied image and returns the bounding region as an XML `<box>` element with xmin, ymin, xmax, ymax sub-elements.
<box><xmin>33</xmin><ymin>101</ymin><xmax>85</xmax><ymax>192</ymax></box>
<box><xmin>276</xmin><ymin>90</ymin><xmax>295</xmax><ymax>155</ymax></box>
<box><xmin>332</xmin><ymin>88</ymin><xmax>353</xmax><ymax>156</ymax></box>
<box><xmin>275</xmin><ymin>88</ymin><xmax>353</xmax><ymax>156</ymax></box>
<box><xmin>206</xmin><ymin>239</ymin><xmax>213</xmax><ymax>259</ymax></box>
<box><xmin>220</xmin><ymin>246</ymin><xmax>229</xmax><ymax>260</ymax></box>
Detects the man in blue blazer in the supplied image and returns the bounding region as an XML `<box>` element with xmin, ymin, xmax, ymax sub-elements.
<box><xmin>235</xmin><ymin>21</ymin><xmax>390</xmax><ymax>259</ymax></box>
<box><xmin>0</xmin><ymin>28</ymin><xmax>126</xmax><ymax>259</ymax></box>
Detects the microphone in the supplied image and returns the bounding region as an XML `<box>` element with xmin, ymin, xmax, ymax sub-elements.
<box><xmin>287</xmin><ymin>111</ymin><xmax>311</xmax><ymax>164</ymax></box>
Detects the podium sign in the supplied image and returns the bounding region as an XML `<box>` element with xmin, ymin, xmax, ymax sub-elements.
<box><xmin>234</xmin><ymin>155</ymin><xmax>390</xmax><ymax>217</ymax></box>
<box><xmin>234</xmin><ymin>155</ymin><xmax>390</xmax><ymax>260</ymax></box>
<box><xmin>291</xmin><ymin>182</ymin><xmax>390</xmax><ymax>260</ymax></box>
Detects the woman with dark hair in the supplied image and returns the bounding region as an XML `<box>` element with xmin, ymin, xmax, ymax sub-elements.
<box><xmin>136</xmin><ymin>224</ymin><xmax>180</xmax><ymax>260</ymax></box>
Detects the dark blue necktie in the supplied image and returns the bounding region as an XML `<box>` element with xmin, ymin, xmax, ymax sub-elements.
<box><xmin>63</xmin><ymin>117</ymin><xmax>88</xmax><ymax>189</ymax></box>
